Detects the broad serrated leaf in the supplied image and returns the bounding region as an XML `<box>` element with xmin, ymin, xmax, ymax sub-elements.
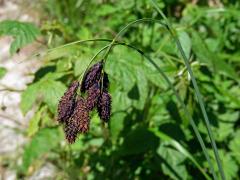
<box><xmin>21</xmin><ymin>77</ymin><xmax>66</xmax><ymax>115</ymax></box>
<box><xmin>88</xmin><ymin>138</ymin><xmax>104</xmax><ymax>147</ymax></box>
<box><xmin>22</xmin><ymin>128</ymin><xmax>61</xmax><ymax>173</ymax></box>
<box><xmin>41</xmin><ymin>72</ymin><xmax>67</xmax><ymax>81</ymax></box>
<box><xmin>206</xmin><ymin>150</ymin><xmax>238</xmax><ymax>180</ymax></box>
<box><xmin>151</xmin><ymin>128</ymin><xmax>210</xmax><ymax>179</ymax></box>
<box><xmin>134</xmin><ymin>68</ymin><xmax>148</xmax><ymax>110</ymax></box>
<box><xmin>41</xmin><ymin>80</ymin><xmax>67</xmax><ymax>114</ymax></box>
<box><xmin>43</xmin><ymin>45</ymin><xmax>79</xmax><ymax>61</ymax></box>
<box><xmin>214</xmin><ymin>59</ymin><xmax>238</xmax><ymax>80</ymax></box>
<box><xmin>215</xmin><ymin>122</ymin><xmax>234</xmax><ymax>142</ymax></box>
<box><xmin>191</xmin><ymin>30</ymin><xmax>238</xmax><ymax>79</ymax></box>
<box><xmin>56</xmin><ymin>58</ymin><xmax>72</xmax><ymax>72</ymax></box>
<box><xmin>28</xmin><ymin>106</ymin><xmax>47</xmax><ymax>137</ymax></box>
<box><xmin>96</xmin><ymin>4</ymin><xmax>117</xmax><ymax>16</ymax></box>
<box><xmin>118</xmin><ymin>127</ymin><xmax>159</xmax><ymax>156</ymax></box>
<box><xmin>111</xmin><ymin>88</ymin><xmax>131</xmax><ymax>112</ymax></box>
<box><xmin>0</xmin><ymin>20</ymin><xmax>40</xmax><ymax>54</ymax></box>
<box><xmin>74</xmin><ymin>56</ymin><xmax>91</xmax><ymax>77</ymax></box>
<box><xmin>213</xmin><ymin>112</ymin><xmax>239</xmax><ymax>141</ymax></box>
<box><xmin>218</xmin><ymin>111</ymin><xmax>240</xmax><ymax>123</ymax></box>
<box><xmin>191</xmin><ymin>30</ymin><xmax>214</xmax><ymax>65</ymax></box>
<box><xmin>157</xmin><ymin>142</ymin><xmax>188</xmax><ymax>180</ymax></box>
<box><xmin>177</xmin><ymin>31</ymin><xmax>191</xmax><ymax>60</ymax></box>
<box><xmin>110</xmin><ymin>112</ymin><xmax>127</xmax><ymax>142</ymax></box>
<box><xmin>70</xmin><ymin>138</ymin><xmax>84</xmax><ymax>151</ymax></box>
<box><xmin>222</xmin><ymin>154</ymin><xmax>238</xmax><ymax>180</ymax></box>
<box><xmin>106</xmin><ymin>47</ymin><xmax>137</xmax><ymax>92</ymax></box>
<box><xmin>28</xmin><ymin>110</ymin><xmax>41</xmax><ymax>137</ymax></box>
<box><xmin>143</xmin><ymin>60</ymin><xmax>170</xmax><ymax>89</ymax></box>
<box><xmin>20</xmin><ymin>82</ymin><xmax>41</xmax><ymax>115</ymax></box>
<box><xmin>229</xmin><ymin>130</ymin><xmax>240</xmax><ymax>164</ymax></box>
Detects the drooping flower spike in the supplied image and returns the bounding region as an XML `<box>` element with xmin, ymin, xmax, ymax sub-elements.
<box><xmin>57</xmin><ymin>81</ymin><xmax>79</xmax><ymax>124</ymax></box>
<box><xmin>57</xmin><ymin>61</ymin><xmax>112</xmax><ymax>144</ymax></box>
<box><xmin>65</xmin><ymin>97</ymin><xmax>90</xmax><ymax>143</ymax></box>
<box><xmin>80</xmin><ymin>61</ymin><xmax>103</xmax><ymax>93</ymax></box>
<box><xmin>97</xmin><ymin>91</ymin><xmax>111</xmax><ymax>122</ymax></box>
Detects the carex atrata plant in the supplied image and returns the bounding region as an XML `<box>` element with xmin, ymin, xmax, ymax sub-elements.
<box><xmin>54</xmin><ymin>3</ymin><xmax>224</xmax><ymax>178</ymax></box>
<box><xmin>57</xmin><ymin>60</ymin><xmax>111</xmax><ymax>143</ymax></box>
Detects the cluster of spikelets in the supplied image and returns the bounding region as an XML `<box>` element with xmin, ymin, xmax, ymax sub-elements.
<box><xmin>57</xmin><ymin>60</ymin><xmax>111</xmax><ymax>143</ymax></box>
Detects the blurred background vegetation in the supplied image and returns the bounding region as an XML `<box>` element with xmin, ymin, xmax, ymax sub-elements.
<box><xmin>0</xmin><ymin>0</ymin><xmax>240</xmax><ymax>179</ymax></box>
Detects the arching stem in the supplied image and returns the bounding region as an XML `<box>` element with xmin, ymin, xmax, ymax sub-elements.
<box><xmin>85</xmin><ymin>40</ymin><xmax>212</xmax><ymax>179</ymax></box>
<box><xmin>99</xmin><ymin>17</ymin><xmax>219</xmax><ymax>179</ymax></box>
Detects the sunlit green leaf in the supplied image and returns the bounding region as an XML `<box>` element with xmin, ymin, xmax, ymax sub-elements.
<box><xmin>28</xmin><ymin>108</ymin><xmax>43</xmax><ymax>137</ymax></box>
<box><xmin>20</xmin><ymin>83</ymin><xmax>41</xmax><ymax>115</ymax></box>
<box><xmin>110</xmin><ymin>112</ymin><xmax>126</xmax><ymax>142</ymax></box>
<box><xmin>0</xmin><ymin>20</ymin><xmax>40</xmax><ymax>54</ymax></box>
<box><xmin>229</xmin><ymin>130</ymin><xmax>240</xmax><ymax>164</ymax></box>
<box><xmin>177</xmin><ymin>31</ymin><xmax>191</xmax><ymax>60</ymax></box>
<box><xmin>157</xmin><ymin>142</ymin><xmax>187</xmax><ymax>180</ymax></box>
<box><xmin>74</xmin><ymin>56</ymin><xmax>91</xmax><ymax>77</ymax></box>
<box><xmin>56</xmin><ymin>58</ymin><xmax>72</xmax><ymax>72</ymax></box>
<box><xmin>41</xmin><ymin>80</ymin><xmax>66</xmax><ymax>113</ymax></box>
<box><xmin>22</xmin><ymin>128</ymin><xmax>61</xmax><ymax>173</ymax></box>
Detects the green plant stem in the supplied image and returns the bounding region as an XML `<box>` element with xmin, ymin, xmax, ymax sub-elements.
<box><xmin>175</xmin><ymin>35</ymin><xmax>223</xmax><ymax>179</ymax></box>
<box><xmin>150</xmin><ymin>1</ymin><xmax>225</xmax><ymax>179</ymax></box>
<box><xmin>19</xmin><ymin>39</ymin><xmax>116</xmax><ymax>64</ymax></box>
<box><xmin>45</xmin><ymin>39</ymin><xmax>111</xmax><ymax>53</ymax></box>
<box><xmin>77</xmin><ymin>44</ymin><xmax>110</xmax><ymax>83</ymax></box>
<box><xmin>101</xmin><ymin>18</ymin><xmax>165</xmax><ymax>61</ymax></box>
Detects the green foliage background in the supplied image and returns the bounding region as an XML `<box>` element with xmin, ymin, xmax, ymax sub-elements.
<box><xmin>1</xmin><ymin>0</ymin><xmax>240</xmax><ymax>179</ymax></box>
